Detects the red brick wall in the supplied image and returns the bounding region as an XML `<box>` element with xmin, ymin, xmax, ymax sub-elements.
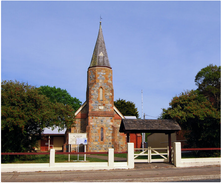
<box><xmin>130</xmin><ymin>133</ymin><xmax>142</xmax><ymax>148</ymax></box>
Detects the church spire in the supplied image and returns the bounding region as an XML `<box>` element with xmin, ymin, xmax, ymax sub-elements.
<box><xmin>90</xmin><ymin>22</ymin><xmax>111</xmax><ymax>68</ymax></box>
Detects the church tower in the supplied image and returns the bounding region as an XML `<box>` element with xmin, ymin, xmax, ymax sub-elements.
<box><xmin>71</xmin><ymin>22</ymin><xmax>127</xmax><ymax>152</ymax></box>
<box><xmin>86</xmin><ymin>21</ymin><xmax>115</xmax><ymax>152</ymax></box>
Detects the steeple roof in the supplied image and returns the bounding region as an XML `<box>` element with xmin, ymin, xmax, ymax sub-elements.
<box><xmin>90</xmin><ymin>22</ymin><xmax>111</xmax><ymax>68</ymax></box>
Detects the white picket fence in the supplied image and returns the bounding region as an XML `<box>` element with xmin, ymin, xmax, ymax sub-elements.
<box><xmin>134</xmin><ymin>147</ymin><xmax>169</xmax><ymax>163</ymax></box>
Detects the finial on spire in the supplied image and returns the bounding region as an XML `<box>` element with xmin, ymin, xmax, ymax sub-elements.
<box><xmin>100</xmin><ymin>16</ymin><xmax>102</xmax><ymax>25</ymax></box>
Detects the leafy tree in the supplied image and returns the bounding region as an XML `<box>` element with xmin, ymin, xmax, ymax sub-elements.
<box><xmin>39</xmin><ymin>85</ymin><xmax>82</xmax><ymax>111</ymax></box>
<box><xmin>114</xmin><ymin>99</ymin><xmax>139</xmax><ymax>118</ymax></box>
<box><xmin>1</xmin><ymin>80</ymin><xmax>75</xmax><ymax>157</ymax></box>
<box><xmin>195</xmin><ymin>64</ymin><xmax>220</xmax><ymax>110</ymax></box>
<box><xmin>161</xmin><ymin>65</ymin><xmax>220</xmax><ymax>155</ymax></box>
<box><xmin>162</xmin><ymin>90</ymin><xmax>220</xmax><ymax>155</ymax></box>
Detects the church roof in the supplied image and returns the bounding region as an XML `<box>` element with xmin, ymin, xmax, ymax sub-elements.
<box><xmin>119</xmin><ymin>119</ymin><xmax>181</xmax><ymax>134</ymax></box>
<box><xmin>90</xmin><ymin>22</ymin><xmax>111</xmax><ymax>68</ymax></box>
<box><xmin>42</xmin><ymin>127</ymin><xmax>66</xmax><ymax>135</ymax></box>
<box><xmin>75</xmin><ymin>102</ymin><xmax>125</xmax><ymax>119</ymax></box>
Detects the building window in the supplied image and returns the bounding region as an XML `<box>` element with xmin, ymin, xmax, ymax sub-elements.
<box><xmin>99</xmin><ymin>87</ymin><xmax>103</xmax><ymax>101</ymax></box>
<box><xmin>101</xmin><ymin>127</ymin><xmax>104</xmax><ymax>141</ymax></box>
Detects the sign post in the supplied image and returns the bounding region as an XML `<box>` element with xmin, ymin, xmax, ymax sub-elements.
<box><xmin>68</xmin><ymin>133</ymin><xmax>87</xmax><ymax>161</ymax></box>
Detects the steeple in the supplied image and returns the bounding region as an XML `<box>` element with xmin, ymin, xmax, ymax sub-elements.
<box><xmin>90</xmin><ymin>22</ymin><xmax>111</xmax><ymax>68</ymax></box>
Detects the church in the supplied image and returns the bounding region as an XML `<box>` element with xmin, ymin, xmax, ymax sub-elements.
<box><xmin>37</xmin><ymin>22</ymin><xmax>181</xmax><ymax>153</ymax></box>
<box><xmin>67</xmin><ymin>22</ymin><xmax>128</xmax><ymax>152</ymax></box>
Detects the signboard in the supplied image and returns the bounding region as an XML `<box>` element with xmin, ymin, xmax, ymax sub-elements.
<box><xmin>68</xmin><ymin>133</ymin><xmax>87</xmax><ymax>145</ymax></box>
<box><xmin>76</xmin><ymin>138</ymin><xmax>87</xmax><ymax>145</ymax></box>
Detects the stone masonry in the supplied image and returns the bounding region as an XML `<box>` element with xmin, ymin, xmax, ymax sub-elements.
<box><xmin>69</xmin><ymin>22</ymin><xmax>127</xmax><ymax>152</ymax></box>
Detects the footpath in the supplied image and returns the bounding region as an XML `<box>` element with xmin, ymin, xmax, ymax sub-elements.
<box><xmin>1</xmin><ymin>163</ymin><xmax>220</xmax><ymax>182</ymax></box>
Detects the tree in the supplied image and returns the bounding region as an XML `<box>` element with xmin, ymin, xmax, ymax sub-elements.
<box><xmin>195</xmin><ymin>64</ymin><xmax>220</xmax><ymax>110</ymax></box>
<box><xmin>162</xmin><ymin>90</ymin><xmax>220</xmax><ymax>152</ymax></box>
<box><xmin>1</xmin><ymin>80</ymin><xmax>75</xmax><ymax>155</ymax></box>
<box><xmin>39</xmin><ymin>85</ymin><xmax>82</xmax><ymax>111</ymax></box>
<box><xmin>114</xmin><ymin>99</ymin><xmax>139</xmax><ymax>118</ymax></box>
<box><xmin>161</xmin><ymin>65</ymin><xmax>220</xmax><ymax>155</ymax></box>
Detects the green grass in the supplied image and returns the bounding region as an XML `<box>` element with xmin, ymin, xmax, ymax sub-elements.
<box><xmin>56</xmin><ymin>154</ymin><xmax>107</xmax><ymax>162</ymax></box>
<box><xmin>182</xmin><ymin>152</ymin><xmax>198</xmax><ymax>158</ymax></box>
<box><xmin>97</xmin><ymin>153</ymin><xmax>127</xmax><ymax>158</ymax></box>
<box><xmin>88</xmin><ymin>153</ymin><xmax>128</xmax><ymax>159</ymax></box>
<box><xmin>2</xmin><ymin>155</ymin><xmax>50</xmax><ymax>163</ymax></box>
<box><xmin>114</xmin><ymin>153</ymin><xmax>127</xmax><ymax>158</ymax></box>
<box><xmin>4</xmin><ymin>151</ymin><xmax>218</xmax><ymax>163</ymax></box>
<box><xmin>2</xmin><ymin>153</ymin><xmax>128</xmax><ymax>163</ymax></box>
<box><xmin>2</xmin><ymin>154</ymin><xmax>107</xmax><ymax>163</ymax></box>
<box><xmin>181</xmin><ymin>150</ymin><xmax>220</xmax><ymax>158</ymax></box>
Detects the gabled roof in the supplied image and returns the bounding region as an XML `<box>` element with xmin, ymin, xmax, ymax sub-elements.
<box><xmin>124</xmin><ymin>116</ymin><xmax>137</xmax><ymax>119</ymax></box>
<box><xmin>75</xmin><ymin>102</ymin><xmax>125</xmax><ymax>119</ymax></box>
<box><xmin>113</xmin><ymin>106</ymin><xmax>125</xmax><ymax>119</ymax></box>
<box><xmin>90</xmin><ymin>22</ymin><xmax>111</xmax><ymax>68</ymax></box>
<box><xmin>120</xmin><ymin>119</ymin><xmax>181</xmax><ymax>134</ymax></box>
<box><xmin>42</xmin><ymin>127</ymin><xmax>66</xmax><ymax>135</ymax></box>
<box><xmin>75</xmin><ymin>101</ymin><xmax>87</xmax><ymax>116</ymax></box>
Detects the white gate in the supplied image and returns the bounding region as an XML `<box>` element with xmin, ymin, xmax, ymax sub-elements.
<box><xmin>134</xmin><ymin>146</ymin><xmax>169</xmax><ymax>163</ymax></box>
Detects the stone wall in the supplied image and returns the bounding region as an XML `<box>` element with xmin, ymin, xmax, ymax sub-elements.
<box><xmin>87</xmin><ymin>67</ymin><xmax>114</xmax><ymax>115</ymax></box>
<box><xmin>87</xmin><ymin>116</ymin><xmax>114</xmax><ymax>152</ymax></box>
<box><xmin>68</xmin><ymin>66</ymin><xmax>127</xmax><ymax>152</ymax></box>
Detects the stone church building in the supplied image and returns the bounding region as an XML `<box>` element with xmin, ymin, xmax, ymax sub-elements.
<box><xmin>36</xmin><ymin>22</ymin><xmax>181</xmax><ymax>153</ymax></box>
<box><xmin>68</xmin><ymin>22</ymin><xmax>128</xmax><ymax>152</ymax></box>
<box><xmin>37</xmin><ymin>22</ymin><xmax>181</xmax><ymax>152</ymax></box>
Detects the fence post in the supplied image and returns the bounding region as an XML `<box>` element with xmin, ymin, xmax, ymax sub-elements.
<box><xmin>167</xmin><ymin>146</ymin><xmax>169</xmax><ymax>163</ymax></box>
<box><xmin>108</xmin><ymin>148</ymin><xmax>114</xmax><ymax>168</ymax></box>
<box><xmin>173</xmin><ymin>142</ymin><xmax>182</xmax><ymax>167</ymax></box>
<box><xmin>50</xmin><ymin>149</ymin><xmax>55</xmax><ymax>167</ymax></box>
<box><xmin>127</xmin><ymin>143</ymin><xmax>134</xmax><ymax>168</ymax></box>
<box><xmin>148</xmin><ymin>146</ymin><xmax>151</xmax><ymax>163</ymax></box>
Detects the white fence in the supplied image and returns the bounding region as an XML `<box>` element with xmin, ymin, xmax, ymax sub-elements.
<box><xmin>2</xmin><ymin>142</ymin><xmax>220</xmax><ymax>172</ymax></box>
<box><xmin>134</xmin><ymin>147</ymin><xmax>169</xmax><ymax>163</ymax></box>
<box><xmin>173</xmin><ymin>142</ymin><xmax>221</xmax><ymax>167</ymax></box>
<box><xmin>1</xmin><ymin>143</ymin><xmax>134</xmax><ymax>172</ymax></box>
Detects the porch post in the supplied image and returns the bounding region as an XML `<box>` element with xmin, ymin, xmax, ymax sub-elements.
<box><xmin>168</xmin><ymin>133</ymin><xmax>171</xmax><ymax>163</ymax></box>
<box><xmin>127</xmin><ymin>133</ymin><xmax>130</xmax><ymax>142</ymax></box>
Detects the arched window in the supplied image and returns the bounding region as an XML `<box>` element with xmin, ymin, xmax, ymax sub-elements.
<box><xmin>99</xmin><ymin>87</ymin><xmax>103</xmax><ymax>101</ymax></box>
<box><xmin>101</xmin><ymin>127</ymin><xmax>104</xmax><ymax>141</ymax></box>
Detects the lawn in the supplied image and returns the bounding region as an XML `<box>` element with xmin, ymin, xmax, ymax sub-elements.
<box><xmin>1</xmin><ymin>154</ymin><xmax>107</xmax><ymax>163</ymax></box>
<box><xmin>3</xmin><ymin>151</ymin><xmax>217</xmax><ymax>163</ymax></box>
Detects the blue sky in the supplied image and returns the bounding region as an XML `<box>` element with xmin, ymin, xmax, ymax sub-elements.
<box><xmin>1</xmin><ymin>1</ymin><xmax>220</xmax><ymax>119</ymax></box>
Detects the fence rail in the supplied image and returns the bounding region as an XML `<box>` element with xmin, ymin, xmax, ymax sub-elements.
<box><xmin>1</xmin><ymin>151</ymin><xmax>127</xmax><ymax>155</ymax></box>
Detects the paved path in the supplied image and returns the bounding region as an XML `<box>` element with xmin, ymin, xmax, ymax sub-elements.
<box><xmin>2</xmin><ymin>163</ymin><xmax>220</xmax><ymax>182</ymax></box>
